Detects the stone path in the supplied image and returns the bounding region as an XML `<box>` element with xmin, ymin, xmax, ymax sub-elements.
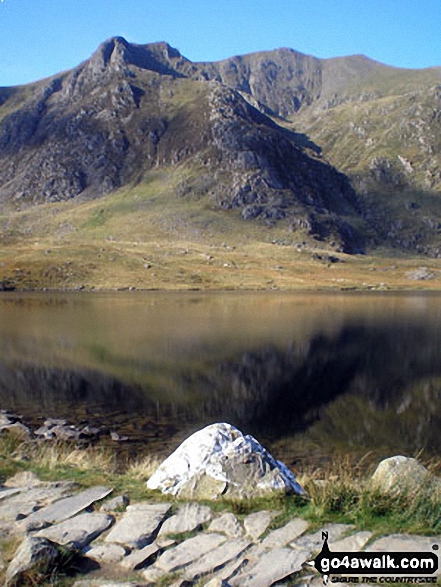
<box><xmin>0</xmin><ymin>475</ymin><xmax>439</xmax><ymax>586</ymax></box>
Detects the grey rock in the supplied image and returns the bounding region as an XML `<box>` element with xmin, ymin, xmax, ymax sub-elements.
<box><xmin>5</xmin><ymin>536</ymin><xmax>60</xmax><ymax>587</ymax></box>
<box><xmin>158</xmin><ymin>503</ymin><xmax>212</xmax><ymax>536</ymax></box>
<box><xmin>142</xmin><ymin>565</ymin><xmax>167</xmax><ymax>584</ymax></box>
<box><xmin>0</xmin><ymin>482</ymin><xmax>78</xmax><ymax>522</ymax></box>
<box><xmin>0</xmin><ymin>421</ymin><xmax>31</xmax><ymax>438</ymax></box>
<box><xmin>156</xmin><ymin>536</ymin><xmax>176</xmax><ymax>548</ymax></box>
<box><xmin>83</xmin><ymin>542</ymin><xmax>127</xmax><ymax>564</ymax></box>
<box><xmin>204</xmin><ymin>580</ymin><xmax>230</xmax><ymax>587</ymax></box>
<box><xmin>110</xmin><ymin>431</ymin><xmax>129</xmax><ymax>442</ymax></box>
<box><xmin>147</xmin><ymin>423</ymin><xmax>304</xmax><ymax>500</ymax></box>
<box><xmin>244</xmin><ymin>511</ymin><xmax>279</xmax><ymax>540</ymax></box>
<box><xmin>261</xmin><ymin>518</ymin><xmax>309</xmax><ymax>549</ymax></box>
<box><xmin>0</xmin><ymin>412</ymin><xmax>14</xmax><ymax>426</ymax></box>
<box><xmin>367</xmin><ymin>534</ymin><xmax>439</xmax><ymax>553</ymax></box>
<box><xmin>0</xmin><ymin>501</ymin><xmax>40</xmax><ymax>521</ymax></box>
<box><xmin>229</xmin><ymin>547</ymin><xmax>309</xmax><ymax>587</ymax></box>
<box><xmin>292</xmin><ymin>523</ymin><xmax>353</xmax><ymax>554</ymax></box>
<box><xmin>105</xmin><ymin>502</ymin><xmax>170</xmax><ymax>548</ymax></box>
<box><xmin>45</xmin><ymin>418</ymin><xmax>68</xmax><ymax>427</ymax></box>
<box><xmin>208</xmin><ymin>512</ymin><xmax>243</xmax><ymax>537</ymax></box>
<box><xmin>119</xmin><ymin>542</ymin><xmax>160</xmax><ymax>570</ymax></box>
<box><xmin>406</xmin><ymin>267</ymin><xmax>436</xmax><ymax>281</ymax></box>
<box><xmin>211</xmin><ymin>554</ymin><xmax>248</xmax><ymax>582</ymax></box>
<box><xmin>183</xmin><ymin>537</ymin><xmax>251</xmax><ymax>581</ymax></box>
<box><xmin>155</xmin><ymin>532</ymin><xmax>226</xmax><ymax>573</ymax></box>
<box><xmin>4</xmin><ymin>471</ymin><xmax>42</xmax><ymax>488</ymax></box>
<box><xmin>370</xmin><ymin>455</ymin><xmax>439</xmax><ymax>495</ymax></box>
<box><xmin>0</xmin><ymin>487</ymin><xmax>23</xmax><ymax>502</ymax></box>
<box><xmin>100</xmin><ymin>494</ymin><xmax>130</xmax><ymax>512</ymax></box>
<box><xmin>330</xmin><ymin>531</ymin><xmax>373</xmax><ymax>551</ymax></box>
<box><xmin>21</xmin><ymin>485</ymin><xmax>112</xmax><ymax>531</ymax></box>
<box><xmin>35</xmin><ymin>512</ymin><xmax>114</xmax><ymax>549</ymax></box>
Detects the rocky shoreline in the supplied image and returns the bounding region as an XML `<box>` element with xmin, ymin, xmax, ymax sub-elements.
<box><xmin>0</xmin><ymin>410</ymin><xmax>129</xmax><ymax>445</ymax></box>
<box><xmin>1</xmin><ymin>420</ymin><xmax>440</xmax><ymax>586</ymax></box>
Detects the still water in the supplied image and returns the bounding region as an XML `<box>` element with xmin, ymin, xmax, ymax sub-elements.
<box><xmin>1</xmin><ymin>291</ymin><xmax>441</xmax><ymax>467</ymax></box>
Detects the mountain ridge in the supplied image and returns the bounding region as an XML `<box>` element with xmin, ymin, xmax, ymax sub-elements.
<box><xmin>1</xmin><ymin>38</ymin><xmax>441</xmax><ymax>290</ymax></box>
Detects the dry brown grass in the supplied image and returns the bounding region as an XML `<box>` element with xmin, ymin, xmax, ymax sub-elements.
<box><xmin>126</xmin><ymin>454</ymin><xmax>163</xmax><ymax>480</ymax></box>
<box><xmin>15</xmin><ymin>440</ymin><xmax>118</xmax><ymax>474</ymax></box>
<box><xmin>2</xmin><ymin>170</ymin><xmax>441</xmax><ymax>292</ymax></box>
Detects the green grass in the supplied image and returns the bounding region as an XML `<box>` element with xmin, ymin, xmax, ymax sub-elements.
<box><xmin>1</xmin><ymin>435</ymin><xmax>440</xmax><ymax>536</ymax></box>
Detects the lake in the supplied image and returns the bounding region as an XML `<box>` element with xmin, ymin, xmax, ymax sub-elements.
<box><xmin>1</xmin><ymin>291</ymin><xmax>441</xmax><ymax>469</ymax></box>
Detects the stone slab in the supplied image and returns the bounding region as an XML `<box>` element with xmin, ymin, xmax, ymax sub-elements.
<box><xmin>229</xmin><ymin>547</ymin><xmax>309</xmax><ymax>587</ymax></box>
<box><xmin>158</xmin><ymin>502</ymin><xmax>212</xmax><ymax>536</ymax></box>
<box><xmin>208</xmin><ymin>512</ymin><xmax>243</xmax><ymax>537</ymax></box>
<box><xmin>183</xmin><ymin>537</ymin><xmax>251</xmax><ymax>581</ymax></box>
<box><xmin>142</xmin><ymin>565</ymin><xmax>167</xmax><ymax>584</ymax></box>
<box><xmin>155</xmin><ymin>532</ymin><xmax>226</xmax><ymax>573</ymax></box>
<box><xmin>35</xmin><ymin>512</ymin><xmax>114</xmax><ymax>549</ymax></box>
<box><xmin>0</xmin><ymin>483</ymin><xmax>78</xmax><ymax>522</ymax></box>
<box><xmin>105</xmin><ymin>502</ymin><xmax>170</xmax><ymax>549</ymax></box>
<box><xmin>244</xmin><ymin>510</ymin><xmax>280</xmax><ymax>540</ymax></box>
<box><xmin>330</xmin><ymin>531</ymin><xmax>373</xmax><ymax>551</ymax></box>
<box><xmin>0</xmin><ymin>487</ymin><xmax>22</xmax><ymax>501</ymax></box>
<box><xmin>367</xmin><ymin>534</ymin><xmax>439</xmax><ymax>552</ymax></box>
<box><xmin>211</xmin><ymin>553</ymin><xmax>249</xmax><ymax>582</ymax></box>
<box><xmin>21</xmin><ymin>486</ymin><xmax>112</xmax><ymax>531</ymax></box>
<box><xmin>100</xmin><ymin>495</ymin><xmax>129</xmax><ymax>513</ymax></box>
<box><xmin>261</xmin><ymin>518</ymin><xmax>309</xmax><ymax>549</ymax></box>
<box><xmin>4</xmin><ymin>471</ymin><xmax>42</xmax><ymax>488</ymax></box>
<box><xmin>83</xmin><ymin>543</ymin><xmax>127</xmax><ymax>564</ymax></box>
<box><xmin>119</xmin><ymin>541</ymin><xmax>160</xmax><ymax>570</ymax></box>
<box><xmin>0</xmin><ymin>501</ymin><xmax>40</xmax><ymax>522</ymax></box>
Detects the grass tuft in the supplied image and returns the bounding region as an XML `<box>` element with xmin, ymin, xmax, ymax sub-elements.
<box><xmin>126</xmin><ymin>454</ymin><xmax>162</xmax><ymax>480</ymax></box>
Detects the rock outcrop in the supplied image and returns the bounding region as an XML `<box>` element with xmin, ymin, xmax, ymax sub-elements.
<box><xmin>0</xmin><ymin>38</ymin><xmax>367</xmax><ymax>254</ymax></box>
<box><xmin>146</xmin><ymin>422</ymin><xmax>305</xmax><ymax>499</ymax></box>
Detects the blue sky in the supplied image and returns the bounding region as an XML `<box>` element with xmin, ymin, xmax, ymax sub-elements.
<box><xmin>1</xmin><ymin>0</ymin><xmax>441</xmax><ymax>87</ymax></box>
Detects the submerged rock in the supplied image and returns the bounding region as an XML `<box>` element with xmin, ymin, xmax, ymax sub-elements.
<box><xmin>146</xmin><ymin>423</ymin><xmax>305</xmax><ymax>499</ymax></box>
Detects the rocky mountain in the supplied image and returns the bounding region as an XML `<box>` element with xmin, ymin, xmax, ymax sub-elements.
<box><xmin>1</xmin><ymin>36</ymin><xmax>441</xmax><ymax>267</ymax></box>
<box><xmin>0</xmin><ymin>38</ymin><xmax>373</xmax><ymax>255</ymax></box>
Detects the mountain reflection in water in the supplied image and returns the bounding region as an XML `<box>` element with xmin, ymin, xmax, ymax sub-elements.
<box><xmin>0</xmin><ymin>292</ymin><xmax>441</xmax><ymax>464</ymax></box>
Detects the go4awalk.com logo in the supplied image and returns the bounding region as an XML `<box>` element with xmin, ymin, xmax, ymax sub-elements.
<box><xmin>314</xmin><ymin>532</ymin><xmax>439</xmax><ymax>584</ymax></box>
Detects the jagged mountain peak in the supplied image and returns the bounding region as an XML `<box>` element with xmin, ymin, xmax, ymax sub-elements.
<box><xmin>83</xmin><ymin>37</ymin><xmax>187</xmax><ymax>78</ymax></box>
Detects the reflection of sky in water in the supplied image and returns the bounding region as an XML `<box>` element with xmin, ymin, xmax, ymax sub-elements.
<box><xmin>1</xmin><ymin>291</ymin><xmax>441</xmax><ymax>460</ymax></box>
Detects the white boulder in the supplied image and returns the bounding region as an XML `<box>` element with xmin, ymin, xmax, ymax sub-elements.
<box><xmin>146</xmin><ymin>423</ymin><xmax>305</xmax><ymax>499</ymax></box>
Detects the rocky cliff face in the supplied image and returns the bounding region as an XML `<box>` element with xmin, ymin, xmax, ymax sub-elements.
<box><xmin>1</xmin><ymin>36</ymin><xmax>440</xmax><ymax>254</ymax></box>
<box><xmin>0</xmin><ymin>37</ymin><xmax>369</xmax><ymax>254</ymax></box>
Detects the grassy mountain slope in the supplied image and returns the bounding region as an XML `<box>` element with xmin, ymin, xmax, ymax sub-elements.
<box><xmin>1</xmin><ymin>38</ymin><xmax>441</xmax><ymax>290</ymax></box>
